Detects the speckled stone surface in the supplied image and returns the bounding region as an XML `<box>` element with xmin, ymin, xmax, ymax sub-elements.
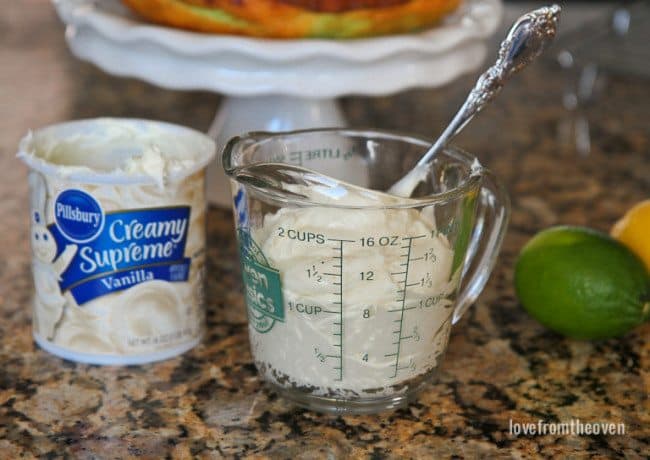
<box><xmin>1</xmin><ymin>3</ymin><xmax>649</xmax><ymax>459</ymax></box>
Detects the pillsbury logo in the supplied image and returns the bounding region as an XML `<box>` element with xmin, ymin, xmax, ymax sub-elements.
<box><xmin>55</xmin><ymin>190</ymin><xmax>104</xmax><ymax>243</ymax></box>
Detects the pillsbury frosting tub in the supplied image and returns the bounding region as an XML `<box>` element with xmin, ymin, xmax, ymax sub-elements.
<box><xmin>18</xmin><ymin>118</ymin><xmax>216</xmax><ymax>365</ymax></box>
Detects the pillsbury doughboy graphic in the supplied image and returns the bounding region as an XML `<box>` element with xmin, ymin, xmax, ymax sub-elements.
<box><xmin>29</xmin><ymin>172</ymin><xmax>77</xmax><ymax>339</ymax></box>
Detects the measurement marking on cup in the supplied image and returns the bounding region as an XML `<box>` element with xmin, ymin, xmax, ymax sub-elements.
<box><xmin>327</xmin><ymin>238</ymin><xmax>354</xmax><ymax>382</ymax></box>
<box><xmin>388</xmin><ymin>234</ymin><xmax>426</xmax><ymax>378</ymax></box>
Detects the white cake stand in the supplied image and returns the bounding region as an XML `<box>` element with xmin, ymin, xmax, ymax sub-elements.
<box><xmin>53</xmin><ymin>0</ymin><xmax>502</xmax><ymax>206</ymax></box>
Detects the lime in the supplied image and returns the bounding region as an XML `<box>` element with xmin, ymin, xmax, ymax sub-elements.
<box><xmin>515</xmin><ymin>226</ymin><xmax>650</xmax><ymax>340</ymax></box>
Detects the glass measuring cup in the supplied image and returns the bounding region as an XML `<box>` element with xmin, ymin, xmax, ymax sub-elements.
<box><xmin>223</xmin><ymin>129</ymin><xmax>509</xmax><ymax>414</ymax></box>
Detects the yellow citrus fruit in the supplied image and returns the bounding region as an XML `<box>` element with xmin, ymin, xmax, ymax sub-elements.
<box><xmin>611</xmin><ymin>199</ymin><xmax>650</xmax><ymax>272</ymax></box>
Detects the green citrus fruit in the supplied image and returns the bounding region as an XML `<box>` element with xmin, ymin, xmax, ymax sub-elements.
<box><xmin>515</xmin><ymin>226</ymin><xmax>650</xmax><ymax>340</ymax></box>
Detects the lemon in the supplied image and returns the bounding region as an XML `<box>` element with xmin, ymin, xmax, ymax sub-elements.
<box><xmin>611</xmin><ymin>199</ymin><xmax>650</xmax><ymax>272</ymax></box>
<box><xmin>515</xmin><ymin>226</ymin><xmax>650</xmax><ymax>340</ymax></box>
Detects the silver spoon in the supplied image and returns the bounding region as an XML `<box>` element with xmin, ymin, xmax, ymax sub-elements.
<box><xmin>388</xmin><ymin>5</ymin><xmax>562</xmax><ymax>197</ymax></box>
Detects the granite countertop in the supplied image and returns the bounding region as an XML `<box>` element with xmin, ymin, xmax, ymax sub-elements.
<box><xmin>1</xmin><ymin>3</ymin><xmax>649</xmax><ymax>459</ymax></box>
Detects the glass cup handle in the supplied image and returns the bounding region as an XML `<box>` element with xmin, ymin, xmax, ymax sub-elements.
<box><xmin>452</xmin><ymin>169</ymin><xmax>510</xmax><ymax>324</ymax></box>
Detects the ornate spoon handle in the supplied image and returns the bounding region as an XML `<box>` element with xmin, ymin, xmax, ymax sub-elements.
<box><xmin>388</xmin><ymin>5</ymin><xmax>561</xmax><ymax>197</ymax></box>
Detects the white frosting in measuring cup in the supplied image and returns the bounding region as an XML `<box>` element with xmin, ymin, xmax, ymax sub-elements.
<box><xmin>241</xmin><ymin>184</ymin><xmax>461</xmax><ymax>398</ymax></box>
<box><xmin>19</xmin><ymin>119</ymin><xmax>214</xmax><ymax>364</ymax></box>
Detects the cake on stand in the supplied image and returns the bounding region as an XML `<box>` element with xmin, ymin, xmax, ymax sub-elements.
<box><xmin>53</xmin><ymin>0</ymin><xmax>502</xmax><ymax>206</ymax></box>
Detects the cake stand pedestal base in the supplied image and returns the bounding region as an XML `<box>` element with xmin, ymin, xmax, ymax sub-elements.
<box><xmin>207</xmin><ymin>95</ymin><xmax>346</xmax><ymax>207</ymax></box>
